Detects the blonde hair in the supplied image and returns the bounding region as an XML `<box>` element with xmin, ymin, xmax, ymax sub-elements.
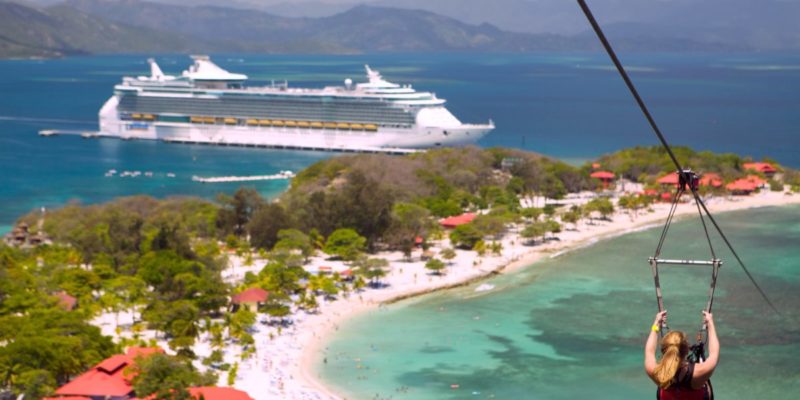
<box><xmin>653</xmin><ymin>331</ymin><xmax>689</xmax><ymax>389</ymax></box>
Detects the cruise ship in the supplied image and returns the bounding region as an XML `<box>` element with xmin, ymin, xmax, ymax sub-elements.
<box><xmin>98</xmin><ymin>56</ymin><xmax>494</xmax><ymax>152</ymax></box>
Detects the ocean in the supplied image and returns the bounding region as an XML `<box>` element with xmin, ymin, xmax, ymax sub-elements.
<box><xmin>2</xmin><ymin>52</ymin><xmax>800</xmax><ymax>231</ymax></box>
<box><xmin>317</xmin><ymin>205</ymin><xmax>800</xmax><ymax>399</ymax></box>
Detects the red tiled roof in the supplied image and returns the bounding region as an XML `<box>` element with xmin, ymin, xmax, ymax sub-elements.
<box><xmin>699</xmin><ymin>173</ymin><xmax>723</xmax><ymax>188</ymax></box>
<box><xmin>96</xmin><ymin>355</ymin><xmax>129</xmax><ymax>374</ymax></box>
<box><xmin>55</xmin><ymin>291</ymin><xmax>77</xmax><ymax>311</ymax></box>
<box><xmin>590</xmin><ymin>171</ymin><xmax>615</xmax><ymax>180</ymax></box>
<box><xmin>188</xmin><ymin>386</ymin><xmax>254</xmax><ymax>400</ymax></box>
<box><xmin>657</xmin><ymin>173</ymin><xmax>679</xmax><ymax>185</ymax></box>
<box><xmin>660</xmin><ymin>192</ymin><xmax>673</xmax><ymax>200</ymax></box>
<box><xmin>53</xmin><ymin>348</ymin><xmax>163</xmax><ymax>399</ymax></box>
<box><xmin>231</xmin><ymin>287</ymin><xmax>268</xmax><ymax>304</ymax></box>
<box><xmin>743</xmin><ymin>162</ymin><xmax>777</xmax><ymax>173</ymax></box>
<box><xmin>338</xmin><ymin>269</ymin><xmax>353</xmax><ymax>276</ymax></box>
<box><xmin>45</xmin><ymin>397</ymin><xmax>92</xmax><ymax>400</ymax></box>
<box><xmin>142</xmin><ymin>386</ymin><xmax>254</xmax><ymax>400</ymax></box>
<box><xmin>726</xmin><ymin>179</ymin><xmax>758</xmax><ymax>192</ymax></box>
<box><xmin>591</xmin><ymin>162</ymin><xmax>601</xmax><ymax>169</ymax></box>
<box><xmin>440</xmin><ymin>213</ymin><xmax>476</xmax><ymax>228</ymax></box>
<box><xmin>414</xmin><ymin>236</ymin><xmax>424</xmax><ymax>244</ymax></box>
<box><xmin>55</xmin><ymin>360</ymin><xmax>133</xmax><ymax>397</ymax></box>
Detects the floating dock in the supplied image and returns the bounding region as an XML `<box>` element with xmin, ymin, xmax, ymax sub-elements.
<box><xmin>39</xmin><ymin>130</ymin><xmax>419</xmax><ymax>155</ymax></box>
<box><xmin>39</xmin><ymin>129</ymin><xmax>102</xmax><ymax>138</ymax></box>
<box><xmin>191</xmin><ymin>171</ymin><xmax>295</xmax><ymax>183</ymax></box>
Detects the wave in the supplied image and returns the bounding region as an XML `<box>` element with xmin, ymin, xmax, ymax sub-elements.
<box><xmin>729</xmin><ymin>65</ymin><xmax>800</xmax><ymax>71</ymax></box>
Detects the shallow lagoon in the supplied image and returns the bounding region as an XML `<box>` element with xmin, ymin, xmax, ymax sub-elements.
<box><xmin>318</xmin><ymin>206</ymin><xmax>800</xmax><ymax>399</ymax></box>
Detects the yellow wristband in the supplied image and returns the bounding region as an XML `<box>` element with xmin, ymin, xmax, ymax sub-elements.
<box><xmin>651</xmin><ymin>324</ymin><xmax>660</xmax><ymax>332</ymax></box>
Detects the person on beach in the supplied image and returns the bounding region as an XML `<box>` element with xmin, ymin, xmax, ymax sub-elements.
<box><xmin>645</xmin><ymin>310</ymin><xmax>719</xmax><ymax>400</ymax></box>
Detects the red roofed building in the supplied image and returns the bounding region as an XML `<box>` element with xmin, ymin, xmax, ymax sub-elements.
<box><xmin>231</xmin><ymin>287</ymin><xmax>269</xmax><ymax>312</ymax></box>
<box><xmin>141</xmin><ymin>387</ymin><xmax>255</xmax><ymax>400</ymax></box>
<box><xmin>45</xmin><ymin>349</ymin><xmax>254</xmax><ymax>400</ymax></box>
<box><xmin>726</xmin><ymin>179</ymin><xmax>758</xmax><ymax>195</ymax></box>
<box><xmin>46</xmin><ymin>347</ymin><xmax>163</xmax><ymax>400</ymax></box>
<box><xmin>590</xmin><ymin>171</ymin><xmax>615</xmax><ymax>189</ymax></box>
<box><xmin>338</xmin><ymin>269</ymin><xmax>354</xmax><ymax>281</ymax></box>
<box><xmin>55</xmin><ymin>291</ymin><xmax>77</xmax><ymax>311</ymax></box>
<box><xmin>188</xmin><ymin>386</ymin><xmax>254</xmax><ymax>400</ymax></box>
<box><xmin>439</xmin><ymin>213</ymin><xmax>476</xmax><ymax>229</ymax></box>
<box><xmin>743</xmin><ymin>162</ymin><xmax>777</xmax><ymax>177</ymax></box>
<box><xmin>699</xmin><ymin>173</ymin><xmax>723</xmax><ymax>188</ymax></box>
<box><xmin>656</xmin><ymin>173</ymin><xmax>679</xmax><ymax>187</ymax></box>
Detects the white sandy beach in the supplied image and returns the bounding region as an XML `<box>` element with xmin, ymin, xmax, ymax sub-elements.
<box><xmin>91</xmin><ymin>188</ymin><xmax>800</xmax><ymax>400</ymax></box>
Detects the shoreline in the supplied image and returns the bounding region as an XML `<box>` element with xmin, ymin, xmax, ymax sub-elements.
<box><xmin>86</xmin><ymin>190</ymin><xmax>800</xmax><ymax>400</ymax></box>
<box><xmin>290</xmin><ymin>191</ymin><xmax>800</xmax><ymax>400</ymax></box>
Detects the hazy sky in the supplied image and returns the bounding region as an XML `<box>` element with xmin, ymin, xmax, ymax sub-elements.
<box><xmin>24</xmin><ymin>0</ymin><xmax>800</xmax><ymax>37</ymax></box>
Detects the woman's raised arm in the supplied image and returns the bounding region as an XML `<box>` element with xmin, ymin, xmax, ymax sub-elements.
<box><xmin>644</xmin><ymin>310</ymin><xmax>666</xmax><ymax>381</ymax></box>
<box><xmin>693</xmin><ymin>311</ymin><xmax>719</xmax><ymax>386</ymax></box>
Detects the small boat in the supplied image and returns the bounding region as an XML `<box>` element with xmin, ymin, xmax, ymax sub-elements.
<box><xmin>166</xmin><ymin>173</ymin><xmax>176</xmax><ymax>178</ymax></box>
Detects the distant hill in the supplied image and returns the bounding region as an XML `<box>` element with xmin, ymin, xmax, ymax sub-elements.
<box><xmin>1</xmin><ymin>0</ymin><xmax>766</xmax><ymax>59</ymax></box>
<box><xmin>0</xmin><ymin>1</ymin><xmax>190</xmax><ymax>58</ymax></box>
<box><xmin>64</xmin><ymin>0</ymin><xmax>592</xmax><ymax>53</ymax></box>
<box><xmin>17</xmin><ymin>0</ymin><xmax>800</xmax><ymax>51</ymax></box>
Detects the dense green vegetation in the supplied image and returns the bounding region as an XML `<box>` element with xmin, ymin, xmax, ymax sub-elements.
<box><xmin>0</xmin><ymin>245</ymin><xmax>117</xmax><ymax>397</ymax></box>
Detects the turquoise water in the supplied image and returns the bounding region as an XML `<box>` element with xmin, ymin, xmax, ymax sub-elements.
<box><xmin>2</xmin><ymin>53</ymin><xmax>800</xmax><ymax>231</ymax></box>
<box><xmin>318</xmin><ymin>206</ymin><xmax>800</xmax><ymax>399</ymax></box>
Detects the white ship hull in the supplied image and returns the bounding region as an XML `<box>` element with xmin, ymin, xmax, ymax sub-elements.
<box><xmin>99</xmin><ymin>98</ymin><xmax>492</xmax><ymax>152</ymax></box>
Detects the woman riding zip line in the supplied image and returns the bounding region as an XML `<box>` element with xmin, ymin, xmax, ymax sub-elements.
<box><xmin>645</xmin><ymin>310</ymin><xmax>719</xmax><ymax>400</ymax></box>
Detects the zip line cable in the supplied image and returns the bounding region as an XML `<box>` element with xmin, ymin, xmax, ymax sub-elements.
<box><xmin>576</xmin><ymin>0</ymin><xmax>781</xmax><ymax>316</ymax></box>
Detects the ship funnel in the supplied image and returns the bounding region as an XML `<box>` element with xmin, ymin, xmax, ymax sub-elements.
<box><xmin>148</xmin><ymin>58</ymin><xmax>165</xmax><ymax>81</ymax></box>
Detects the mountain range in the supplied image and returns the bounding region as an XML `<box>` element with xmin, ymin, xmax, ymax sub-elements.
<box><xmin>2</xmin><ymin>0</ymin><xmax>797</xmax><ymax>59</ymax></box>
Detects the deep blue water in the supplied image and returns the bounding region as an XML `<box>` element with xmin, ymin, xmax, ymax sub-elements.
<box><xmin>2</xmin><ymin>52</ymin><xmax>800</xmax><ymax>231</ymax></box>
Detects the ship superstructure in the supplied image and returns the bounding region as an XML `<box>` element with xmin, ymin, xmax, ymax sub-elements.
<box><xmin>98</xmin><ymin>56</ymin><xmax>493</xmax><ymax>151</ymax></box>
